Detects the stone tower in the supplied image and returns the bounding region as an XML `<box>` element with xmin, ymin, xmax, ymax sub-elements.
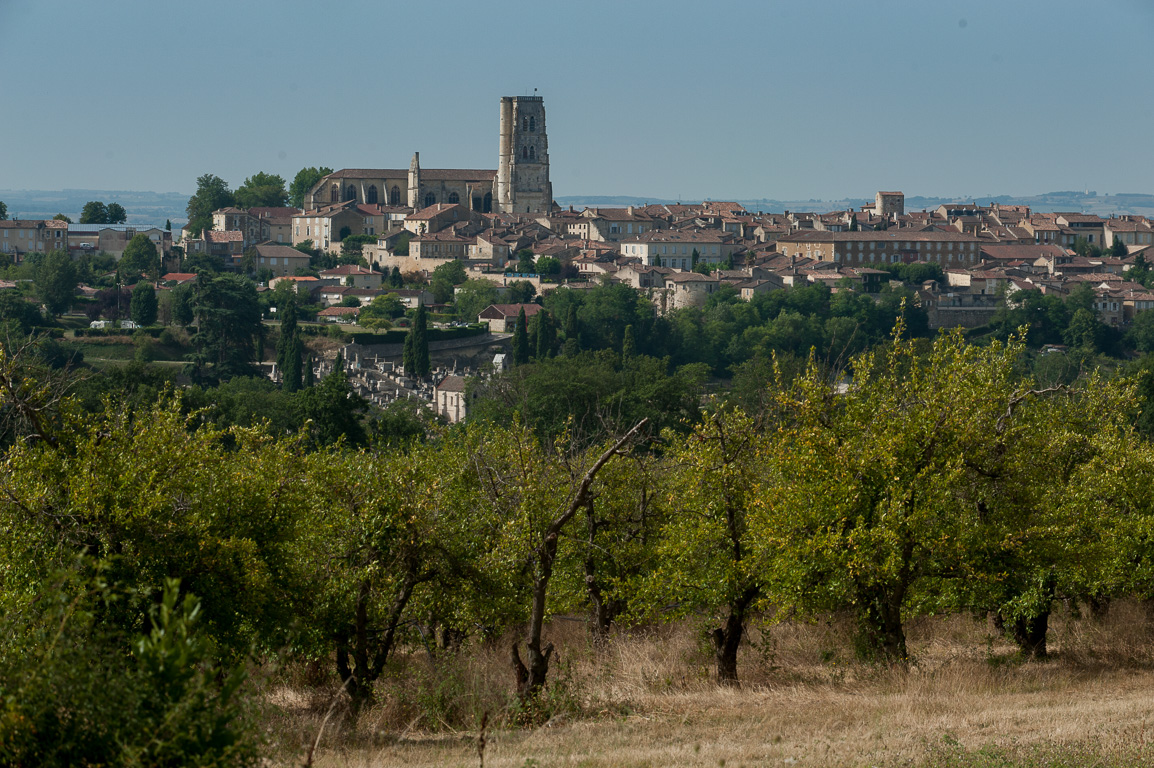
<box><xmin>407</xmin><ymin>152</ymin><xmax>421</xmax><ymax>208</ymax></box>
<box><xmin>496</xmin><ymin>96</ymin><xmax>552</xmax><ymax>215</ymax></box>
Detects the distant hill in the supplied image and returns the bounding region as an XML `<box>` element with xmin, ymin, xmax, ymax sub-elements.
<box><xmin>557</xmin><ymin>191</ymin><xmax>1154</xmax><ymax>217</ymax></box>
<box><xmin>0</xmin><ymin>189</ymin><xmax>190</xmax><ymax>227</ymax></box>
<box><xmin>4</xmin><ymin>188</ymin><xmax>1154</xmax><ymax>225</ymax></box>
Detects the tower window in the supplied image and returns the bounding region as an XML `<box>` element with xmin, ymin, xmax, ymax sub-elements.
<box><xmin>522</xmin><ymin>117</ymin><xmax>528</xmax><ymax>131</ymax></box>
<box><xmin>529</xmin><ymin>146</ymin><xmax>536</xmax><ymax>160</ymax></box>
<box><xmin>530</xmin><ymin>116</ymin><xmax>536</xmax><ymax>132</ymax></box>
<box><xmin>522</xmin><ymin>146</ymin><xmax>528</xmax><ymax>159</ymax></box>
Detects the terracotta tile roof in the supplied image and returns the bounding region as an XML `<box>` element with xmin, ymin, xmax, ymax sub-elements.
<box><xmin>205</xmin><ymin>230</ymin><xmax>244</xmax><ymax>242</ymax></box>
<box><xmin>320</xmin><ymin>265</ymin><xmax>377</xmax><ymax>275</ymax></box>
<box><xmin>478</xmin><ymin>303</ymin><xmax>545</xmax><ymax>320</ymax></box>
<box><xmin>318</xmin><ymin>306</ymin><xmax>360</xmax><ymax>317</ymax></box>
<box><xmin>254</xmin><ymin>243</ymin><xmax>311</xmax><ymax>259</ymax></box>
<box><xmin>437</xmin><ymin>375</ymin><xmax>467</xmax><ymax>393</ymax></box>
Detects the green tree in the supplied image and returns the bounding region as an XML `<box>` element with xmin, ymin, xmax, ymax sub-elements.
<box><xmin>185</xmin><ymin>174</ymin><xmax>235</xmax><ymax>238</ymax></box>
<box><xmin>512</xmin><ymin>307</ymin><xmax>529</xmax><ymax>365</ymax></box>
<box><xmin>622</xmin><ymin>323</ymin><xmax>636</xmax><ymax>358</ymax></box>
<box><xmin>80</xmin><ymin>201</ymin><xmax>108</xmax><ymax>224</ymax></box>
<box><xmin>0</xmin><ymin>291</ymin><xmax>42</xmax><ymax>333</ymax></box>
<box><xmin>1111</xmin><ymin>236</ymin><xmax>1129</xmax><ymax>259</ymax></box>
<box><xmin>234</xmin><ymin>171</ymin><xmax>288</xmax><ymax>209</ymax></box>
<box><xmin>33</xmin><ymin>249</ymin><xmax>78</xmax><ymax>318</ymax></box>
<box><xmin>276</xmin><ymin>293</ymin><xmax>303</xmax><ymax>392</ymax></box>
<box><xmin>297</xmin><ymin>355</ymin><xmax>368</xmax><ymax>447</ymax></box>
<box><xmin>106</xmin><ymin>202</ymin><xmax>127</xmax><ymax>224</ymax></box>
<box><xmin>119</xmin><ymin>232</ymin><xmax>160</xmax><ymax>279</ymax></box>
<box><xmin>0</xmin><ymin>200</ymin><xmax>7</xmax><ymax>220</ymax></box>
<box><xmin>516</xmin><ymin>248</ymin><xmax>536</xmax><ymax>274</ymax></box>
<box><xmin>187</xmin><ymin>272</ymin><xmax>262</xmax><ymax>381</ymax></box>
<box><xmin>288</xmin><ymin>166</ymin><xmax>333</xmax><ymax>209</ymax></box>
<box><xmin>1063</xmin><ymin>307</ymin><xmax>1105</xmax><ymax>352</ymax></box>
<box><xmin>52</xmin><ymin>213</ymin><xmax>71</xmax><ymax>223</ymax></box>
<box><xmin>642</xmin><ymin>408</ymin><xmax>765</xmax><ymax>684</ymax></box>
<box><xmin>535</xmin><ymin>255</ymin><xmax>562</xmax><ymax>277</ymax></box>
<box><xmin>402</xmin><ymin>328</ymin><xmax>416</xmax><ymax>374</ymax></box>
<box><xmin>129</xmin><ymin>282</ymin><xmax>158</xmax><ymax>326</ymax></box>
<box><xmin>507</xmin><ymin>280</ymin><xmax>537</xmax><ymax>304</ymax></box>
<box><xmin>411</xmin><ymin>303</ymin><xmax>430</xmax><ymax>378</ymax></box>
<box><xmin>388</xmin><ymin>266</ymin><xmax>403</xmax><ymax>288</ymax></box>
<box><xmin>454</xmin><ymin>278</ymin><xmax>499</xmax><ymax>322</ymax></box>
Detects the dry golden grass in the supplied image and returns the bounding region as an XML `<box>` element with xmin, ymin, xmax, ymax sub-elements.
<box><xmin>265</xmin><ymin>602</ymin><xmax>1154</xmax><ymax>767</ymax></box>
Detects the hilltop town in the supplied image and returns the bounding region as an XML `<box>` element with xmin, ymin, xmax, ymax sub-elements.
<box><xmin>2</xmin><ymin>94</ymin><xmax>1154</xmax><ymax>423</ymax></box>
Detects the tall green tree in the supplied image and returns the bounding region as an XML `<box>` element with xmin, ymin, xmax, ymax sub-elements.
<box><xmin>288</xmin><ymin>166</ymin><xmax>333</xmax><ymax>209</ymax></box>
<box><xmin>276</xmin><ymin>293</ymin><xmax>303</xmax><ymax>392</ymax></box>
<box><xmin>187</xmin><ymin>272</ymin><xmax>262</xmax><ymax>381</ymax></box>
<box><xmin>79</xmin><ymin>201</ymin><xmax>108</xmax><ymax>224</ymax></box>
<box><xmin>119</xmin><ymin>233</ymin><xmax>160</xmax><ymax>279</ymax></box>
<box><xmin>129</xmin><ymin>282</ymin><xmax>158</xmax><ymax>326</ymax></box>
<box><xmin>0</xmin><ymin>200</ymin><xmax>7</xmax><ymax>220</ymax></box>
<box><xmin>411</xmin><ymin>303</ymin><xmax>430</xmax><ymax>378</ymax></box>
<box><xmin>512</xmin><ymin>307</ymin><xmax>529</xmax><ymax>365</ymax></box>
<box><xmin>106</xmin><ymin>202</ymin><xmax>127</xmax><ymax>224</ymax></box>
<box><xmin>52</xmin><ymin>213</ymin><xmax>71</xmax><ymax>223</ymax></box>
<box><xmin>1111</xmin><ymin>236</ymin><xmax>1129</xmax><ymax>259</ymax></box>
<box><xmin>185</xmin><ymin>174</ymin><xmax>235</xmax><ymax>238</ymax></box>
<box><xmin>234</xmin><ymin>172</ymin><xmax>289</xmax><ymax>209</ymax></box>
<box><xmin>33</xmin><ymin>249</ymin><xmax>78</xmax><ymax>318</ymax></box>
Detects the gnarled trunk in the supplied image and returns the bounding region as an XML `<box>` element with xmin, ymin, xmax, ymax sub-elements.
<box><xmin>855</xmin><ymin>586</ymin><xmax>907</xmax><ymax>662</ymax></box>
<box><xmin>712</xmin><ymin>587</ymin><xmax>757</xmax><ymax>686</ymax></box>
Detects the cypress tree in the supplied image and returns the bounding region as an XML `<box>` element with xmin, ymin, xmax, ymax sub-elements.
<box><xmin>565</xmin><ymin>305</ymin><xmax>579</xmax><ymax>347</ymax></box>
<box><xmin>536</xmin><ymin>311</ymin><xmax>555</xmax><ymax>360</ymax></box>
<box><xmin>412</xmin><ymin>303</ymin><xmax>431</xmax><ymax>377</ymax></box>
<box><xmin>277</xmin><ymin>294</ymin><xmax>303</xmax><ymax>392</ymax></box>
<box><xmin>622</xmin><ymin>323</ymin><xmax>636</xmax><ymax>359</ymax></box>
<box><xmin>403</xmin><ymin>330</ymin><xmax>416</xmax><ymax>375</ymax></box>
<box><xmin>512</xmin><ymin>307</ymin><xmax>529</xmax><ymax>366</ymax></box>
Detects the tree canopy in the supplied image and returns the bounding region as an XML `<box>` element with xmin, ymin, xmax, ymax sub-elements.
<box><xmin>288</xmin><ymin>166</ymin><xmax>333</xmax><ymax>209</ymax></box>
<box><xmin>185</xmin><ymin>174</ymin><xmax>235</xmax><ymax>237</ymax></box>
<box><xmin>234</xmin><ymin>171</ymin><xmax>289</xmax><ymax>209</ymax></box>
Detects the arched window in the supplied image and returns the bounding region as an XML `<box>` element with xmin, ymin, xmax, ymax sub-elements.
<box><xmin>424</xmin><ymin>192</ymin><xmax>436</xmax><ymax>208</ymax></box>
<box><xmin>522</xmin><ymin>117</ymin><xmax>528</xmax><ymax>131</ymax></box>
<box><xmin>483</xmin><ymin>192</ymin><xmax>492</xmax><ymax>213</ymax></box>
<box><xmin>366</xmin><ymin>185</ymin><xmax>378</xmax><ymax>204</ymax></box>
<box><xmin>522</xmin><ymin>146</ymin><xmax>528</xmax><ymax>159</ymax></box>
<box><xmin>448</xmin><ymin>191</ymin><xmax>460</xmax><ymax>204</ymax></box>
<box><xmin>330</xmin><ymin>184</ymin><xmax>339</xmax><ymax>202</ymax></box>
<box><xmin>345</xmin><ymin>185</ymin><xmax>356</xmax><ymax>202</ymax></box>
<box><xmin>529</xmin><ymin>116</ymin><xmax>536</xmax><ymax>132</ymax></box>
<box><xmin>389</xmin><ymin>186</ymin><xmax>401</xmax><ymax>205</ymax></box>
<box><xmin>529</xmin><ymin>146</ymin><xmax>536</xmax><ymax>160</ymax></box>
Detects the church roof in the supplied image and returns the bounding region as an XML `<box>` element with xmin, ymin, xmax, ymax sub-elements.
<box><xmin>327</xmin><ymin>168</ymin><xmax>496</xmax><ymax>181</ymax></box>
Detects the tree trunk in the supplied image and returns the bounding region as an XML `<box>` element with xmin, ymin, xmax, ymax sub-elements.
<box><xmin>1009</xmin><ymin>607</ymin><xmax>1050</xmax><ymax>659</ymax></box>
<box><xmin>712</xmin><ymin>612</ymin><xmax>744</xmax><ymax>686</ymax></box>
<box><xmin>855</xmin><ymin>587</ymin><xmax>907</xmax><ymax>662</ymax></box>
<box><xmin>585</xmin><ymin>497</ymin><xmax>615</xmax><ymax>641</ymax></box>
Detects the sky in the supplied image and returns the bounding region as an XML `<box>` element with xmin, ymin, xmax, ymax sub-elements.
<box><xmin>2</xmin><ymin>0</ymin><xmax>1153</xmax><ymax>201</ymax></box>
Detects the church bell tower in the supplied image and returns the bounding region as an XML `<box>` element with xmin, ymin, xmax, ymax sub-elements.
<box><xmin>496</xmin><ymin>95</ymin><xmax>551</xmax><ymax>215</ymax></box>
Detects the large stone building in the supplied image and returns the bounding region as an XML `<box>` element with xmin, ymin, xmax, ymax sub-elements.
<box><xmin>304</xmin><ymin>95</ymin><xmax>553</xmax><ymax>216</ymax></box>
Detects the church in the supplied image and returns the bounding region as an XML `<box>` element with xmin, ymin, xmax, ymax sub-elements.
<box><xmin>303</xmin><ymin>96</ymin><xmax>552</xmax><ymax>215</ymax></box>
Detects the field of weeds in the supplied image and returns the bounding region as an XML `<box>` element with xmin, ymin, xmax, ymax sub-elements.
<box><xmin>262</xmin><ymin>602</ymin><xmax>1154</xmax><ymax>767</ymax></box>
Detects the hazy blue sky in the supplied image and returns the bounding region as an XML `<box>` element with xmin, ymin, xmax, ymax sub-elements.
<box><xmin>3</xmin><ymin>0</ymin><xmax>1152</xmax><ymax>200</ymax></box>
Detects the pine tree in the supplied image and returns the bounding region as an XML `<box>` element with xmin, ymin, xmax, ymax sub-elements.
<box><xmin>389</xmin><ymin>266</ymin><xmax>403</xmax><ymax>288</ymax></box>
<box><xmin>512</xmin><ymin>307</ymin><xmax>529</xmax><ymax>366</ymax></box>
<box><xmin>277</xmin><ymin>294</ymin><xmax>303</xmax><ymax>392</ymax></box>
<box><xmin>564</xmin><ymin>305</ymin><xmax>579</xmax><ymax>348</ymax></box>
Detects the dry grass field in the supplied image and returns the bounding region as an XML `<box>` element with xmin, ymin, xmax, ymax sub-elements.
<box><xmin>265</xmin><ymin>603</ymin><xmax>1154</xmax><ymax>767</ymax></box>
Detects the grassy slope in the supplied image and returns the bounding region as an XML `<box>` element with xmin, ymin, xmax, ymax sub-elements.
<box><xmin>269</xmin><ymin>604</ymin><xmax>1154</xmax><ymax>768</ymax></box>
